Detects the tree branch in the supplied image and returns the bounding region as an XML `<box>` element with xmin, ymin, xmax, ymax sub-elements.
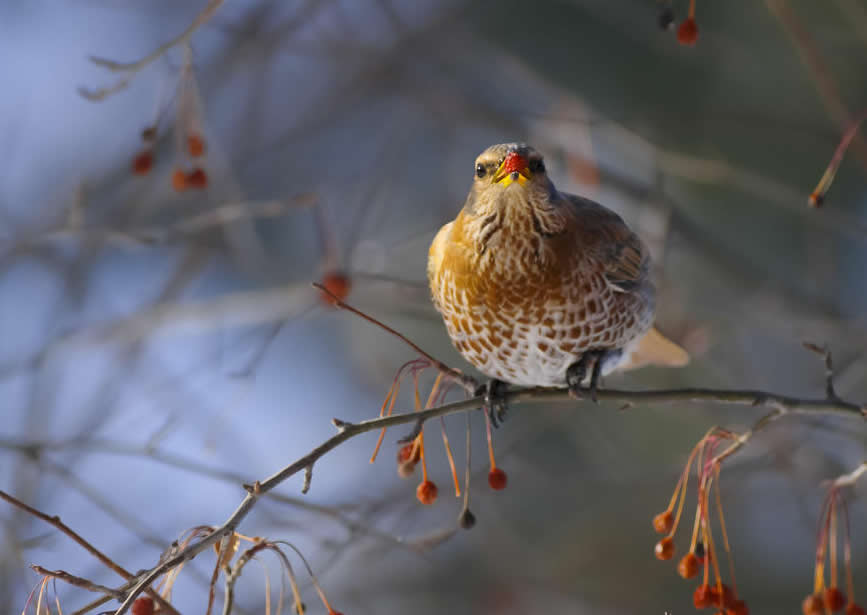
<box><xmin>109</xmin><ymin>382</ymin><xmax>864</xmax><ymax>614</ymax></box>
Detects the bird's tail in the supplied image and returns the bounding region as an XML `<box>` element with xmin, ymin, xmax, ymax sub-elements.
<box><xmin>619</xmin><ymin>327</ymin><xmax>689</xmax><ymax>371</ymax></box>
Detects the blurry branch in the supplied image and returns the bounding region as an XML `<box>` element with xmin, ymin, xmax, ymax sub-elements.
<box><xmin>0</xmin><ymin>490</ymin><xmax>179</xmax><ymax>615</ymax></box>
<box><xmin>80</xmin><ymin>0</ymin><xmax>225</xmax><ymax>101</ymax></box>
<box><xmin>2</xmin><ymin>195</ymin><xmax>317</xmax><ymax>254</ymax></box>
<box><xmin>0</xmin><ymin>435</ymin><xmax>413</xmax><ymax>552</ymax></box>
<box><xmin>764</xmin><ymin>0</ymin><xmax>867</xmax><ymax>171</ymax></box>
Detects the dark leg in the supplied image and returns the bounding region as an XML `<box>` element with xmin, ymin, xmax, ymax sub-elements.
<box><xmin>567</xmin><ymin>349</ymin><xmax>619</xmax><ymax>403</ymax></box>
<box><xmin>475</xmin><ymin>379</ymin><xmax>508</xmax><ymax>428</ymax></box>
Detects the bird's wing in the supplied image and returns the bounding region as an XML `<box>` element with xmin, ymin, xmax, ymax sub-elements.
<box><xmin>563</xmin><ymin>193</ymin><xmax>650</xmax><ymax>293</ymax></box>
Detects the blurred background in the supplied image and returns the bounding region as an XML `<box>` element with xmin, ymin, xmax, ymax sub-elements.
<box><xmin>1</xmin><ymin>1</ymin><xmax>866</xmax><ymax>613</ymax></box>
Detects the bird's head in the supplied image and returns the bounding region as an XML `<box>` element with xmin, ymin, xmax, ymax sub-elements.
<box><xmin>463</xmin><ymin>143</ymin><xmax>556</xmax><ymax>218</ymax></box>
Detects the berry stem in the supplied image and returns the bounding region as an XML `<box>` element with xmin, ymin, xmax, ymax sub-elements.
<box><xmin>688</xmin><ymin>0</ymin><xmax>696</xmax><ymax>19</ymax></box>
<box><xmin>830</xmin><ymin>491</ymin><xmax>839</xmax><ymax>589</ymax></box>
<box><xmin>810</xmin><ymin>108</ymin><xmax>867</xmax><ymax>206</ymax></box>
<box><xmin>484</xmin><ymin>406</ymin><xmax>497</xmax><ymax>470</ymax></box>
<box><xmin>713</xmin><ymin>462</ymin><xmax>738</xmax><ymax>595</ymax></box>
<box><xmin>842</xmin><ymin>496</ymin><xmax>855</xmax><ymax>602</ymax></box>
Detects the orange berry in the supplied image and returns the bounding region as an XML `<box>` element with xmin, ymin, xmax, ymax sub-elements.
<box><xmin>825</xmin><ymin>587</ymin><xmax>847</xmax><ymax>612</ymax></box>
<box><xmin>846</xmin><ymin>604</ymin><xmax>866</xmax><ymax>615</ymax></box>
<box><xmin>727</xmin><ymin>600</ymin><xmax>749</xmax><ymax>615</ymax></box>
<box><xmin>654</xmin><ymin>536</ymin><xmax>675</xmax><ymax>560</ymax></box>
<box><xmin>416</xmin><ymin>480</ymin><xmax>437</xmax><ymax>505</ymax></box>
<box><xmin>803</xmin><ymin>593</ymin><xmax>824</xmax><ymax>615</ymax></box>
<box><xmin>187</xmin><ymin>133</ymin><xmax>206</xmax><ymax>157</ymax></box>
<box><xmin>677</xmin><ymin>552</ymin><xmax>700</xmax><ymax>579</ymax></box>
<box><xmin>716</xmin><ymin>584</ymin><xmax>735</xmax><ymax>608</ymax></box>
<box><xmin>397</xmin><ymin>444</ymin><xmax>416</xmax><ymax>464</ymax></box>
<box><xmin>186</xmin><ymin>167</ymin><xmax>208</xmax><ymax>189</ymax></box>
<box><xmin>694</xmin><ymin>584</ymin><xmax>713</xmax><ymax>609</ymax></box>
<box><xmin>172</xmin><ymin>168</ymin><xmax>187</xmax><ymax>192</ymax></box>
<box><xmin>319</xmin><ymin>272</ymin><xmax>351</xmax><ymax>305</ymax></box>
<box><xmin>132</xmin><ymin>596</ymin><xmax>155</xmax><ymax>615</ymax></box>
<box><xmin>132</xmin><ymin>151</ymin><xmax>153</xmax><ymax>175</ymax></box>
<box><xmin>653</xmin><ymin>510</ymin><xmax>674</xmax><ymax>534</ymax></box>
<box><xmin>677</xmin><ymin>17</ymin><xmax>698</xmax><ymax>45</ymax></box>
<box><xmin>488</xmin><ymin>467</ymin><xmax>508</xmax><ymax>490</ymax></box>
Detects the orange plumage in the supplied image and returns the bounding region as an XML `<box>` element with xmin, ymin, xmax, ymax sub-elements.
<box><xmin>428</xmin><ymin>143</ymin><xmax>687</xmax><ymax>388</ymax></box>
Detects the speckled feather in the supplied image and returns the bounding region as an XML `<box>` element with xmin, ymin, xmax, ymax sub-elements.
<box><xmin>428</xmin><ymin>143</ymin><xmax>656</xmax><ymax>387</ymax></box>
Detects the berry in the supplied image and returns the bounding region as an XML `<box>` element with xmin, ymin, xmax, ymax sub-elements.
<box><xmin>186</xmin><ymin>168</ymin><xmax>208</xmax><ymax>189</ymax></box>
<box><xmin>653</xmin><ymin>510</ymin><xmax>674</xmax><ymax>534</ymax></box>
<box><xmin>459</xmin><ymin>509</ymin><xmax>476</xmax><ymax>529</ymax></box>
<box><xmin>677</xmin><ymin>18</ymin><xmax>698</xmax><ymax>45</ymax></box>
<box><xmin>727</xmin><ymin>600</ymin><xmax>749</xmax><ymax>615</ymax></box>
<box><xmin>132</xmin><ymin>597</ymin><xmax>155</xmax><ymax>615</ymax></box>
<box><xmin>694</xmin><ymin>584</ymin><xmax>713</xmax><ymax>609</ymax></box>
<box><xmin>803</xmin><ymin>593</ymin><xmax>824</xmax><ymax>615</ymax></box>
<box><xmin>416</xmin><ymin>480</ymin><xmax>438</xmax><ymax>505</ymax></box>
<box><xmin>677</xmin><ymin>552</ymin><xmax>700</xmax><ymax>579</ymax></box>
<box><xmin>132</xmin><ymin>151</ymin><xmax>153</xmax><ymax>175</ymax></box>
<box><xmin>716</xmin><ymin>584</ymin><xmax>735</xmax><ymax>608</ymax></box>
<box><xmin>846</xmin><ymin>604</ymin><xmax>866</xmax><ymax>615</ymax></box>
<box><xmin>187</xmin><ymin>133</ymin><xmax>205</xmax><ymax>157</ymax></box>
<box><xmin>825</xmin><ymin>587</ymin><xmax>847</xmax><ymax>612</ymax></box>
<box><xmin>319</xmin><ymin>272</ymin><xmax>351</xmax><ymax>304</ymax></box>
<box><xmin>654</xmin><ymin>536</ymin><xmax>675</xmax><ymax>561</ymax></box>
<box><xmin>488</xmin><ymin>467</ymin><xmax>507</xmax><ymax>490</ymax></box>
<box><xmin>172</xmin><ymin>168</ymin><xmax>187</xmax><ymax>192</ymax></box>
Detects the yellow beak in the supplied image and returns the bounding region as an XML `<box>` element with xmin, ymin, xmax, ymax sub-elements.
<box><xmin>493</xmin><ymin>160</ymin><xmax>531</xmax><ymax>187</ymax></box>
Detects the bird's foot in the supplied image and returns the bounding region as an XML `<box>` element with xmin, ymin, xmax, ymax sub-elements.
<box><xmin>475</xmin><ymin>379</ymin><xmax>508</xmax><ymax>427</ymax></box>
<box><xmin>566</xmin><ymin>349</ymin><xmax>614</xmax><ymax>403</ymax></box>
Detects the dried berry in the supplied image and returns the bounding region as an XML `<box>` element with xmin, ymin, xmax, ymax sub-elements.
<box><xmin>653</xmin><ymin>510</ymin><xmax>674</xmax><ymax>534</ymax></box>
<box><xmin>677</xmin><ymin>552</ymin><xmax>700</xmax><ymax>579</ymax></box>
<box><xmin>416</xmin><ymin>480</ymin><xmax>438</xmax><ymax>505</ymax></box>
<box><xmin>654</xmin><ymin>536</ymin><xmax>675</xmax><ymax>561</ymax></box>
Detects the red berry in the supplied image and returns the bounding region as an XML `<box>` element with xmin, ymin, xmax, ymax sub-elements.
<box><xmin>186</xmin><ymin>167</ymin><xmax>208</xmax><ymax>189</ymax></box>
<box><xmin>803</xmin><ymin>593</ymin><xmax>824</xmax><ymax>615</ymax></box>
<box><xmin>488</xmin><ymin>467</ymin><xmax>507</xmax><ymax>490</ymax></box>
<box><xmin>171</xmin><ymin>168</ymin><xmax>187</xmax><ymax>192</ymax></box>
<box><xmin>187</xmin><ymin>133</ymin><xmax>206</xmax><ymax>157</ymax></box>
<box><xmin>416</xmin><ymin>480</ymin><xmax>437</xmax><ymax>505</ymax></box>
<box><xmin>654</xmin><ymin>536</ymin><xmax>675</xmax><ymax>561</ymax></box>
<box><xmin>319</xmin><ymin>272</ymin><xmax>351</xmax><ymax>305</ymax></box>
<box><xmin>677</xmin><ymin>552</ymin><xmax>700</xmax><ymax>579</ymax></box>
<box><xmin>825</xmin><ymin>587</ymin><xmax>847</xmax><ymax>612</ymax></box>
<box><xmin>677</xmin><ymin>17</ymin><xmax>698</xmax><ymax>45</ymax></box>
<box><xmin>132</xmin><ymin>151</ymin><xmax>153</xmax><ymax>175</ymax></box>
<box><xmin>653</xmin><ymin>510</ymin><xmax>674</xmax><ymax>534</ymax></box>
<box><xmin>694</xmin><ymin>584</ymin><xmax>713</xmax><ymax>609</ymax></box>
<box><xmin>846</xmin><ymin>604</ymin><xmax>866</xmax><ymax>615</ymax></box>
<box><xmin>132</xmin><ymin>597</ymin><xmax>155</xmax><ymax>615</ymax></box>
<box><xmin>727</xmin><ymin>600</ymin><xmax>749</xmax><ymax>615</ymax></box>
<box><xmin>711</xmin><ymin>584</ymin><xmax>735</xmax><ymax>608</ymax></box>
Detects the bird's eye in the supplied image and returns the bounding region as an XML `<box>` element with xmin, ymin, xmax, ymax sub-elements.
<box><xmin>475</xmin><ymin>163</ymin><xmax>486</xmax><ymax>178</ymax></box>
<box><xmin>530</xmin><ymin>159</ymin><xmax>545</xmax><ymax>174</ymax></box>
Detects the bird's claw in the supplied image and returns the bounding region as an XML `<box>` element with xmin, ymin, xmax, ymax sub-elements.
<box><xmin>566</xmin><ymin>350</ymin><xmax>607</xmax><ymax>403</ymax></box>
<box><xmin>476</xmin><ymin>379</ymin><xmax>508</xmax><ymax>427</ymax></box>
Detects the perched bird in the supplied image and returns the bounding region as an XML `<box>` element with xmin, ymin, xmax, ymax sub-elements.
<box><xmin>428</xmin><ymin>143</ymin><xmax>687</xmax><ymax>417</ymax></box>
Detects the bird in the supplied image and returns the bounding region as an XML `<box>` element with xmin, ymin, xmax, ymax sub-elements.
<box><xmin>427</xmin><ymin>143</ymin><xmax>688</xmax><ymax>420</ymax></box>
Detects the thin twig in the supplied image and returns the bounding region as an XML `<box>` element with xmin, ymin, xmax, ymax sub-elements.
<box><xmin>80</xmin><ymin>0</ymin><xmax>225</xmax><ymax>101</ymax></box>
<box><xmin>31</xmin><ymin>566</ymin><xmax>125</xmax><ymax>599</ymax></box>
